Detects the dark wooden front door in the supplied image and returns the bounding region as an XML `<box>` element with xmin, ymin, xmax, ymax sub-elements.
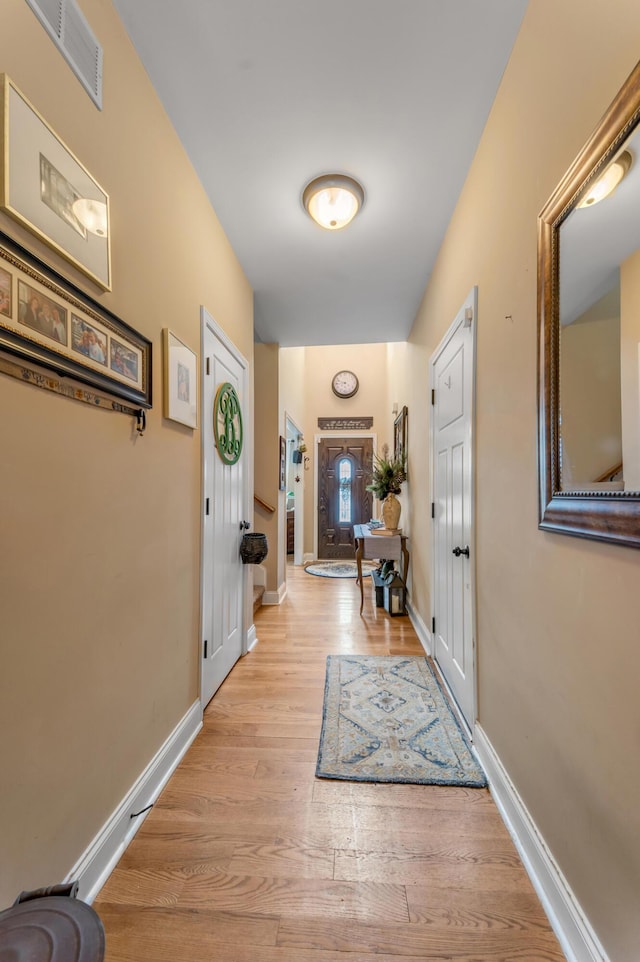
<box><xmin>318</xmin><ymin>436</ymin><xmax>373</xmax><ymax>559</ymax></box>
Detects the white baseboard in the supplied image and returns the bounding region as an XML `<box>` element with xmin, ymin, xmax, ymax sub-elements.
<box><xmin>474</xmin><ymin>725</ymin><xmax>609</xmax><ymax>962</ymax></box>
<box><xmin>245</xmin><ymin>623</ymin><xmax>259</xmax><ymax>653</ymax></box>
<box><xmin>407</xmin><ymin>600</ymin><xmax>432</xmax><ymax>655</ymax></box>
<box><xmin>66</xmin><ymin>700</ymin><xmax>202</xmax><ymax>904</ymax></box>
<box><xmin>263</xmin><ymin>581</ymin><xmax>287</xmax><ymax>605</ymax></box>
<box><xmin>303</xmin><ymin>552</ymin><xmax>314</xmax><ymax>564</ymax></box>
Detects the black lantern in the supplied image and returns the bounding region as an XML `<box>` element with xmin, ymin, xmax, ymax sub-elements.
<box><xmin>383</xmin><ymin>570</ymin><xmax>406</xmax><ymax>616</ymax></box>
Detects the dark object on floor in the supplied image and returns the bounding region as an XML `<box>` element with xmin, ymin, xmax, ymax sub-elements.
<box><xmin>383</xmin><ymin>568</ymin><xmax>407</xmax><ymax>615</ymax></box>
<box><xmin>0</xmin><ymin>882</ymin><xmax>105</xmax><ymax>962</ymax></box>
<box><xmin>240</xmin><ymin>532</ymin><xmax>268</xmax><ymax>564</ymax></box>
<box><xmin>371</xmin><ymin>569</ymin><xmax>385</xmax><ymax>606</ymax></box>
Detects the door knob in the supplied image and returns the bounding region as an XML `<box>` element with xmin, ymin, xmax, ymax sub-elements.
<box><xmin>240</xmin><ymin>520</ymin><xmax>250</xmax><ymax>530</ymax></box>
<box><xmin>452</xmin><ymin>545</ymin><xmax>470</xmax><ymax>558</ymax></box>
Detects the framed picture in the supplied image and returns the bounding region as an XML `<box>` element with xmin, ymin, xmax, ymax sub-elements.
<box><xmin>279</xmin><ymin>435</ymin><xmax>286</xmax><ymax>490</ymax></box>
<box><xmin>0</xmin><ymin>75</ymin><xmax>111</xmax><ymax>290</ymax></box>
<box><xmin>0</xmin><ymin>228</ymin><xmax>151</xmax><ymax>407</ymax></box>
<box><xmin>394</xmin><ymin>405</ymin><xmax>408</xmax><ymax>465</ymax></box>
<box><xmin>162</xmin><ymin>329</ymin><xmax>197</xmax><ymax>428</ymax></box>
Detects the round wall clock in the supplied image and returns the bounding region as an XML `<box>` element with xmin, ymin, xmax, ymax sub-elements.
<box><xmin>331</xmin><ymin>370</ymin><xmax>359</xmax><ymax>398</ymax></box>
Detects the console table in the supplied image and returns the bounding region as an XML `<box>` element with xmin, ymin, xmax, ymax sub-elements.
<box><xmin>353</xmin><ymin>524</ymin><xmax>410</xmax><ymax>614</ymax></box>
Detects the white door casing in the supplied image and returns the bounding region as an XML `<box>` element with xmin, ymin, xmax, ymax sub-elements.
<box><xmin>200</xmin><ymin>308</ymin><xmax>250</xmax><ymax>708</ymax></box>
<box><xmin>285</xmin><ymin>412</ymin><xmax>304</xmax><ymax>566</ymax></box>
<box><xmin>430</xmin><ymin>288</ymin><xmax>477</xmax><ymax>729</ymax></box>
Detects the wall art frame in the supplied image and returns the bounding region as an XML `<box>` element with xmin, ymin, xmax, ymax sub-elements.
<box><xmin>162</xmin><ymin>328</ymin><xmax>197</xmax><ymax>429</ymax></box>
<box><xmin>0</xmin><ymin>227</ymin><xmax>151</xmax><ymax>408</ymax></box>
<box><xmin>0</xmin><ymin>74</ymin><xmax>111</xmax><ymax>290</ymax></box>
<box><xmin>394</xmin><ymin>405</ymin><xmax>408</xmax><ymax>465</ymax></box>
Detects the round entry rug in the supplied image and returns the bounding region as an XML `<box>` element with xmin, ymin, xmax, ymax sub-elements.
<box><xmin>304</xmin><ymin>560</ymin><xmax>378</xmax><ymax>579</ymax></box>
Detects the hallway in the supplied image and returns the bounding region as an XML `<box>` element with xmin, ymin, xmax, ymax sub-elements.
<box><xmin>95</xmin><ymin>565</ymin><xmax>564</xmax><ymax>961</ymax></box>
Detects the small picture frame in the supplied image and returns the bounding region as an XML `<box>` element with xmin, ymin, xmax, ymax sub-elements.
<box><xmin>163</xmin><ymin>328</ymin><xmax>197</xmax><ymax>429</ymax></box>
<box><xmin>279</xmin><ymin>435</ymin><xmax>286</xmax><ymax>490</ymax></box>
<box><xmin>394</xmin><ymin>405</ymin><xmax>408</xmax><ymax>465</ymax></box>
<box><xmin>0</xmin><ymin>75</ymin><xmax>111</xmax><ymax>290</ymax></box>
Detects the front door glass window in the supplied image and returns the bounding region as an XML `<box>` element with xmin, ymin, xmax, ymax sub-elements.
<box><xmin>338</xmin><ymin>457</ymin><xmax>352</xmax><ymax>523</ymax></box>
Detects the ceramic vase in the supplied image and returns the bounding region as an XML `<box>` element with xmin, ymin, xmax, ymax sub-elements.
<box><xmin>382</xmin><ymin>492</ymin><xmax>401</xmax><ymax>530</ymax></box>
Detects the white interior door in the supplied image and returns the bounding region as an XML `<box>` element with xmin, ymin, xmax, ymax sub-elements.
<box><xmin>201</xmin><ymin>310</ymin><xmax>248</xmax><ymax>707</ymax></box>
<box><xmin>431</xmin><ymin>288</ymin><xmax>477</xmax><ymax>728</ymax></box>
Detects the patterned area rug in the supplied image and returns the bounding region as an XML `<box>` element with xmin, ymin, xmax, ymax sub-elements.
<box><xmin>304</xmin><ymin>561</ymin><xmax>377</xmax><ymax>579</ymax></box>
<box><xmin>316</xmin><ymin>655</ymin><xmax>487</xmax><ymax>786</ymax></box>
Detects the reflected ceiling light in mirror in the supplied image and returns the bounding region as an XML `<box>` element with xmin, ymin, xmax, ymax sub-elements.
<box><xmin>302</xmin><ymin>174</ymin><xmax>365</xmax><ymax>230</ymax></box>
<box><xmin>72</xmin><ymin>198</ymin><xmax>108</xmax><ymax>236</ymax></box>
<box><xmin>577</xmin><ymin>150</ymin><xmax>633</xmax><ymax>208</ymax></box>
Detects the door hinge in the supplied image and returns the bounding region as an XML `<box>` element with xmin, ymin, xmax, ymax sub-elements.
<box><xmin>206</xmin><ymin>357</ymin><xmax>210</xmax><ymax>375</ymax></box>
<box><xmin>431</xmin><ymin>502</ymin><xmax>435</xmax><ymax>519</ymax></box>
<box><xmin>464</xmin><ymin>307</ymin><xmax>473</xmax><ymax>328</ymax></box>
<box><xmin>203</xmin><ymin>639</ymin><xmax>208</xmax><ymax>659</ymax></box>
<box><xmin>432</xmin><ymin>617</ymin><xmax>436</xmax><ymax>634</ymax></box>
<box><xmin>205</xmin><ymin>497</ymin><xmax>210</xmax><ymax>515</ymax></box>
<box><xmin>431</xmin><ymin>388</ymin><xmax>435</xmax><ymax>405</ymax></box>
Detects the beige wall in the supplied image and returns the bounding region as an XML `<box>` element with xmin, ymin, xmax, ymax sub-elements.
<box><xmin>279</xmin><ymin>347</ymin><xmax>306</xmax><ymax>440</ymax></box>
<box><xmin>280</xmin><ymin>343</ymin><xmax>394</xmax><ymax>557</ymax></box>
<box><xmin>0</xmin><ymin>0</ymin><xmax>252</xmax><ymax>903</ymax></box>
<box><xmin>560</xmin><ymin>297</ymin><xmax>622</xmax><ymax>486</ymax></box>
<box><xmin>253</xmin><ymin>344</ymin><xmax>280</xmax><ymax>591</ymax></box>
<box><xmin>620</xmin><ymin>249</ymin><xmax>640</xmax><ymax>489</ymax></box>
<box><xmin>401</xmin><ymin>3</ymin><xmax>640</xmax><ymax>958</ymax></box>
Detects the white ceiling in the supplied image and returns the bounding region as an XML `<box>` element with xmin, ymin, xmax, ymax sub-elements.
<box><xmin>113</xmin><ymin>0</ymin><xmax>527</xmax><ymax>346</ymax></box>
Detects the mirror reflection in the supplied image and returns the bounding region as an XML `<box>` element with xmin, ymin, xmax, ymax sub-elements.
<box><xmin>559</xmin><ymin>125</ymin><xmax>640</xmax><ymax>492</ymax></box>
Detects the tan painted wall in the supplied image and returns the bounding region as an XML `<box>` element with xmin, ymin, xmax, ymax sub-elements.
<box><xmin>400</xmin><ymin>3</ymin><xmax>640</xmax><ymax>957</ymax></box>
<box><xmin>253</xmin><ymin>344</ymin><xmax>280</xmax><ymax>591</ymax></box>
<box><xmin>620</xmin><ymin>249</ymin><xmax>640</xmax><ymax>489</ymax></box>
<box><xmin>280</xmin><ymin>343</ymin><xmax>394</xmax><ymax>557</ymax></box>
<box><xmin>0</xmin><ymin>0</ymin><xmax>252</xmax><ymax>903</ymax></box>
<box><xmin>279</xmin><ymin>347</ymin><xmax>306</xmax><ymax>444</ymax></box>
<box><xmin>560</xmin><ymin>302</ymin><xmax>622</xmax><ymax>486</ymax></box>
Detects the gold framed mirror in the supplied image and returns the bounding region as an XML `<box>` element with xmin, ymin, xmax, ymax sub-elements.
<box><xmin>538</xmin><ymin>61</ymin><xmax>640</xmax><ymax>547</ymax></box>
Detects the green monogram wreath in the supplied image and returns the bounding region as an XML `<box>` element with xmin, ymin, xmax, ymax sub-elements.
<box><xmin>214</xmin><ymin>382</ymin><xmax>243</xmax><ymax>465</ymax></box>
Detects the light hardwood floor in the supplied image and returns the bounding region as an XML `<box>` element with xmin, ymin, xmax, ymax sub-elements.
<box><xmin>95</xmin><ymin>563</ymin><xmax>565</xmax><ymax>961</ymax></box>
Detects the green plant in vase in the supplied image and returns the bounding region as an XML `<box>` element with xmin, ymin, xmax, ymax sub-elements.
<box><xmin>366</xmin><ymin>444</ymin><xmax>406</xmax><ymax>530</ymax></box>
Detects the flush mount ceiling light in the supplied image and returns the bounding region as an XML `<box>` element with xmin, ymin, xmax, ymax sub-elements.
<box><xmin>577</xmin><ymin>149</ymin><xmax>633</xmax><ymax>208</ymax></box>
<box><xmin>302</xmin><ymin>174</ymin><xmax>365</xmax><ymax>230</ymax></box>
<box><xmin>72</xmin><ymin>197</ymin><xmax>108</xmax><ymax>236</ymax></box>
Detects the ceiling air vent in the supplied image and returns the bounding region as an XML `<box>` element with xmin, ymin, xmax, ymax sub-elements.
<box><xmin>25</xmin><ymin>0</ymin><xmax>103</xmax><ymax>109</ymax></box>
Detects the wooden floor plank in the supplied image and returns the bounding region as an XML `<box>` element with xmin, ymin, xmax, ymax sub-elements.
<box><xmin>163</xmin><ymin>768</ymin><xmax>316</xmax><ymax>804</ymax></box>
<box><xmin>334</xmin><ymin>847</ymin><xmax>531</xmax><ymax>888</ymax></box>
<box><xmin>277</xmin><ymin>915</ymin><xmax>564</xmax><ymax>959</ymax></box>
<box><xmin>97</xmin><ymin>867</ymin><xmax>186</xmax><ymax>907</ymax></box>
<box><xmin>312</xmin><ymin>777</ymin><xmax>496</xmax><ymax>811</ymax></box>
<box><xmin>95</xmin><ymin>563</ymin><xmax>564</xmax><ymax>962</ymax></box>
<box><xmin>98</xmin><ymin>904</ymin><xmax>279</xmax><ymax>955</ymax></box>
<box><xmin>226</xmin><ymin>839</ymin><xmax>335</xmax><ymax>880</ymax></box>
<box><xmin>177</xmin><ymin>870</ymin><xmax>410</xmax><ymax>923</ymax></box>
